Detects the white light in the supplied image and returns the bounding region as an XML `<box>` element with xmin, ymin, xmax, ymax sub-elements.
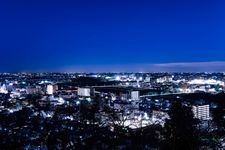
<box><xmin>115</xmin><ymin>76</ymin><xmax>120</xmax><ymax>81</ymax></box>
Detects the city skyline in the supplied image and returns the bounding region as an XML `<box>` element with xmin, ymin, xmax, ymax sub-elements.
<box><xmin>1</xmin><ymin>1</ymin><xmax>225</xmax><ymax>148</ymax></box>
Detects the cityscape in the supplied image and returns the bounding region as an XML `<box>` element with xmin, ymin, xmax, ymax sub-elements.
<box><xmin>1</xmin><ymin>0</ymin><xmax>225</xmax><ymax>149</ymax></box>
<box><xmin>0</xmin><ymin>73</ymin><xmax>225</xmax><ymax>149</ymax></box>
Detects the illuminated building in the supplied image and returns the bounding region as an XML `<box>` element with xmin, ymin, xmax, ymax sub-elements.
<box><xmin>78</xmin><ymin>88</ymin><xmax>91</xmax><ymax>97</ymax></box>
<box><xmin>192</xmin><ymin>105</ymin><xmax>210</xmax><ymax>120</ymax></box>
<box><xmin>131</xmin><ymin>91</ymin><xmax>140</xmax><ymax>100</ymax></box>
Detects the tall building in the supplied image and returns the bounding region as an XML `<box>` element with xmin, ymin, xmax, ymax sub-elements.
<box><xmin>47</xmin><ymin>85</ymin><xmax>54</xmax><ymax>95</ymax></box>
<box><xmin>192</xmin><ymin>105</ymin><xmax>210</xmax><ymax>120</ymax></box>
<box><xmin>46</xmin><ymin>84</ymin><xmax>58</xmax><ymax>95</ymax></box>
<box><xmin>131</xmin><ymin>91</ymin><xmax>140</xmax><ymax>100</ymax></box>
<box><xmin>78</xmin><ymin>88</ymin><xmax>91</xmax><ymax>97</ymax></box>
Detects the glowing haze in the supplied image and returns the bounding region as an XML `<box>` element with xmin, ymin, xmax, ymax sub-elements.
<box><xmin>61</xmin><ymin>62</ymin><xmax>225</xmax><ymax>73</ymax></box>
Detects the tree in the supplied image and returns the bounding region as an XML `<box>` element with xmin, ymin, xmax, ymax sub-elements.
<box><xmin>162</xmin><ymin>101</ymin><xmax>199</xmax><ymax>150</ymax></box>
<box><xmin>212</xmin><ymin>108</ymin><xmax>225</xmax><ymax>133</ymax></box>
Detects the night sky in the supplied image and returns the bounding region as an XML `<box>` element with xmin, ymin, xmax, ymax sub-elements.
<box><xmin>1</xmin><ymin>0</ymin><xmax>225</xmax><ymax>72</ymax></box>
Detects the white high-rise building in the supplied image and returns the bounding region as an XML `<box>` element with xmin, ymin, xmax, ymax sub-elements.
<box><xmin>47</xmin><ymin>85</ymin><xmax>54</xmax><ymax>95</ymax></box>
<box><xmin>46</xmin><ymin>84</ymin><xmax>58</xmax><ymax>95</ymax></box>
<box><xmin>192</xmin><ymin>105</ymin><xmax>210</xmax><ymax>120</ymax></box>
<box><xmin>131</xmin><ymin>91</ymin><xmax>140</xmax><ymax>100</ymax></box>
<box><xmin>78</xmin><ymin>88</ymin><xmax>91</xmax><ymax>97</ymax></box>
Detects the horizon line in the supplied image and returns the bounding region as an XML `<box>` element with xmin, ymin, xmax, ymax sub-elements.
<box><xmin>1</xmin><ymin>61</ymin><xmax>225</xmax><ymax>73</ymax></box>
<box><xmin>59</xmin><ymin>61</ymin><xmax>225</xmax><ymax>73</ymax></box>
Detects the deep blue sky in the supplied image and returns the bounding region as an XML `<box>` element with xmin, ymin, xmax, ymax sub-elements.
<box><xmin>1</xmin><ymin>0</ymin><xmax>225</xmax><ymax>72</ymax></box>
